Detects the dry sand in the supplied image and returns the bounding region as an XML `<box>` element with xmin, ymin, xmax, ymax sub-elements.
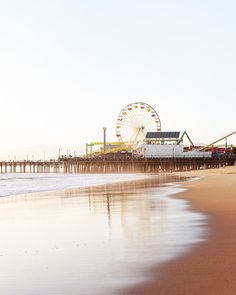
<box><xmin>123</xmin><ymin>166</ymin><xmax>236</xmax><ymax>295</ymax></box>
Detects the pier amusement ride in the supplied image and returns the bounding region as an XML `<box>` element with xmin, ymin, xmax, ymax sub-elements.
<box><xmin>116</xmin><ymin>102</ymin><xmax>161</xmax><ymax>147</ymax></box>
<box><xmin>86</xmin><ymin>102</ymin><xmax>163</xmax><ymax>155</ymax></box>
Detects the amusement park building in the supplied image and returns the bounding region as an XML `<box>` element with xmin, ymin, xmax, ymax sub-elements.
<box><xmin>141</xmin><ymin>131</ymin><xmax>212</xmax><ymax>158</ymax></box>
<box><xmin>141</xmin><ymin>144</ymin><xmax>212</xmax><ymax>158</ymax></box>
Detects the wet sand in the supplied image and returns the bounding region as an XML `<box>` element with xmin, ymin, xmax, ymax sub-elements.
<box><xmin>0</xmin><ymin>174</ymin><xmax>204</xmax><ymax>295</ymax></box>
<box><xmin>123</xmin><ymin>166</ymin><xmax>236</xmax><ymax>295</ymax></box>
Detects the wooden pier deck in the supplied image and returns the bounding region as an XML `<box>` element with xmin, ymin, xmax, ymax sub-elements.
<box><xmin>0</xmin><ymin>157</ymin><xmax>234</xmax><ymax>174</ymax></box>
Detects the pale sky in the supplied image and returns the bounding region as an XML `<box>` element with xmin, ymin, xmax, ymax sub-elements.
<box><xmin>0</xmin><ymin>0</ymin><xmax>235</xmax><ymax>158</ymax></box>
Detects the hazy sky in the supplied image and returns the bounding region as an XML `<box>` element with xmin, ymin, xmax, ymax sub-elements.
<box><xmin>0</xmin><ymin>0</ymin><xmax>235</xmax><ymax>155</ymax></box>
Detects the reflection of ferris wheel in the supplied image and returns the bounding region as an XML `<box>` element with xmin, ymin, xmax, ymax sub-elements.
<box><xmin>116</xmin><ymin>102</ymin><xmax>161</xmax><ymax>146</ymax></box>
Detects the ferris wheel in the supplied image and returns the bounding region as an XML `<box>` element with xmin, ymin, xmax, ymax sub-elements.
<box><xmin>116</xmin><ymin>102</ymin><xmax>161</xmax><ymax>146</ymax></box>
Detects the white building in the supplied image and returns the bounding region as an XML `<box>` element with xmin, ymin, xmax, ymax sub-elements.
<box><xmin>141</xmin><ymin>131</ymin><xmax>212</xmax><ymax>158</ymax></box>
<box><xmin>142</xmin><ymin>144</ymin><xmax>184</xmax><ymax>157</ymax></box>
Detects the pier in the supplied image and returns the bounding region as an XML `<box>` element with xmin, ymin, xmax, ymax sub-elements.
<box><xmin>0</xmin><ymin>157</ymin><xmax>234</xmax><ymax>174</ymax></box>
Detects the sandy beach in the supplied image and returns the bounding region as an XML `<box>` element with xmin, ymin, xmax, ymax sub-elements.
<box><xmin>0</xmin><ymin>173</ymin><xmax>202</xmax><ymax>295</ymax></box>
<box><xmin>123</xmin><ymin>166</ymin><xmax>236</xmax><ymax>295</ymax></box>
<box><xmin>0</xmin><ymin>167</ymin><xmax>235</xmax><ymax>294</ymax></box>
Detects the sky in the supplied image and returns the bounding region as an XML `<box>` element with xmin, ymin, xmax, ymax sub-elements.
<box><xmin>0</xmin><ymin>0</ymin><xmax>235</xmax><ymax>159</ymax></box>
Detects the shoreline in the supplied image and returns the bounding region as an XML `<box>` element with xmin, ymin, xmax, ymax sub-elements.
<box><xmin>0</xmin><ymin>173</ymin><xmax>150</xmax><ymax>199</ymax></box>
<box><xmin>123</xmin><ymin>166</ymin><xmax>236</xmax><ymax>295</ymax></box>
<box><xmin>0</xmin><ymin>172</ymin><xmax>189</xmax><ymax>200</ymax></box>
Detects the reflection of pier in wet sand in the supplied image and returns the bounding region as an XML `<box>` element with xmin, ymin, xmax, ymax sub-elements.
<box><xmin>0</xmin><ymin>174</ymin><xmax>203</xmax><ymax>295</ymax></box>
<box><xmin>0</xmin><ymin>157</ymin><xmax>234</xmax><ymax>173</ymax></box>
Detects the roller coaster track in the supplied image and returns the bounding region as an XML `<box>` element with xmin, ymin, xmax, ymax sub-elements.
<box><xmin>199</xmin><ymin>130</ymin><xmax>236</xmax><ymax>151</ymax></box>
